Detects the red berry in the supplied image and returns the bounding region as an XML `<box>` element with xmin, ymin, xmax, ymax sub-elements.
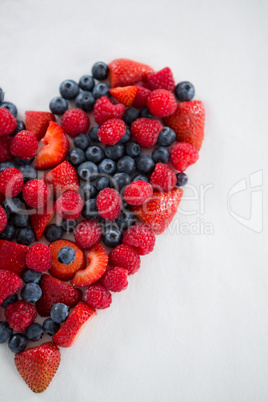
<box><xmin>0</xmin><ymin>136</ymin><xmax>11</xmax><ymax>162</ymax></box>
<box><xmin>85</xmin><ymin>284</ymin><xmax>112</xmax><ymax>309</ymax></box>
<box><xmin>150</xmin><ymin>163</ymin><xmax>177</xmax><ymax>191</ymax></box>
<box><xmin>26</xmin><ymin>243</ymin><xmax>52</xmax><ymax>273</ymax></box>
<box><xmin>147</xmin><ymin>67</ymin><xmax>175</xmax><ymax>92</ymax></box>
<box><xmin>25</xmin><ymin>111</ymin><xmax>55</xmax><ymax>141</ymax></box>
<box><xmin>170</xmin><ymin>142</ymin><xmax>199</xmax><ymax>172</ymax></box>
<box><xmin>43</xmin><ymin>161</ymin><xmax>79</xmax><ymax>197</ymax></box>
<box><xmin>22</xmin><ymin>179</ymin><xmax>51</xmax><ymax>208</ymax></box>
<box><xmin>97</xmin><ymin>118</ymin><xmax>126</xmax><ymax>145</ymax></box>
<box><xmin>147</xmin><ymin>89</ymin><xmax>177</xmax><ymax>118</ymax></box>
<box><xmin>109</xmin><ymin>58</ymin><xmax>154</xmax><ymax>87</ymax></box>
<box><xmin>10</xmin><ymin>130</ymin><xmax>38</xmax><ymax>160</ymax></box>
<box><xmin>0</xmin><ymin>167</ymin><xmax>24</xmax><ymax>197</ymax></box>
<box><xmin>0</xmin><ymin>240</ymin><xmax>29</xmax><ymax>276</ymax></box>
<box><xmin>5</xmin><ymin>300</ymin><xmax>37</xmax><ymax>332</ymax></box>
<box><xmin>123</xmin><ymin>180</ymin><xmax>153</xmax><ymax>206</ymax></box>
<box><xmin>101</xmin><ymin>267</ymin><xmax>128</xmax><ymax>292</ymax></box>
<box><xmin>61</xmin><ymin>108</ymin><xmax>90</xmax><ymax>138</ymax></box>
<box><xmin>93</xmin><ymin>96</ymin><xmax>125</xmax><ymax>125</ymax></box>
<box><xmin>0</xmin><ymin>205</ymin><xmax>7</xmax><ymax>233</ymax></box>
<box><xmin>0</xmin><ymin>269</ymin><xmax>23</xmax><ymax>305</ymax></box>
<box><xmin>55</xmin><ymin>190</ymin><xmax>83</xmax><ymax>220</ymax></box>
<box><xmin>133</xmin><ymin>85</ymin><xmax>151</xmax><ymax>108</ymax></box>
<box><xmin>0</xmin><ymin>107</ymin><xmax>17</xmax><ymax>136</ymax></box>
<box><xmin>123</xmin><ymin>224</ymin><xmax>155</xmax><ymax>255</ymax></box>
<box><xmin>131</xmin><ymin>118</ymin><xmax>162</xmax><ymax>148</ymax></box>
<box><xmin>110</xmin><ymin>86</ymin><xmax>138</xmax><ymax>107</ymax></box>
<box><xmin>97</xmin><ymin>188</ymin><xmax>122</xmax><ymax>221</ymax></box>
<box><xmin>109</xmin><ymin>244</ymin><xmax>141</xmax><ymax>275</ymax></box>
<box><xmin>74</xmin><ymin>220</ymin><xmax>102</xmax><ymax>250</ymax></box>
<box><xmin>31</xmin><ymin>206</ymin><xmax>54</xmax><ymax>241</ymax></box>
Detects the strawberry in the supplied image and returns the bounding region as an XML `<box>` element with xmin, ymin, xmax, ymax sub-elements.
<box><xmin>110</xmin><ymin>86</ymin><xmax>138</xmax><ymax>107</ymax></box>
<box><xmin>132</xmin><ymin>188</ymin><xmax>183</xmax><ymax>234</ymax></box>
<box><xmin>147</xmin><ymin>67</ymin><xmax>175</xmax><ymax>92</ymax></box>
<box><xmin>164</xmin><ymin>100</ymin><xmax>205</xmax><ymax>150</ymax></box>
<box><xmin>53</xmin><ymin>301</ymin><xmax>96</xmax><ymax>347</ymax></box>
<box><xmin>43</xmin><ymin>160</ymin><xmax>79</xmax><ymax>197</ymax></box>
<box><xmin>0</xmin><ymin>269</ymin><xmax>23</xmax><ymax>305</ymax></box>
<box><xmin>0</xmin><ymin>135</ymin><xmax>11</xmax><ymax>162</ymax></box>
<box><xmin>15</xmin><ymin>342</ymin><xmax>61</xmax><ymax>393</ymax></box>
<box><xmin>109</xmin><ymin>59</ymin><xmax>154</xmax><ymax>87</ymax></box>
<box><xmin>35</xmin><ymin>121</ymin><xmax>69</xmax><ymax>170</ymax></box>
<box><xmin>31</xmin><ymin>205</ymin><xmax>54</xmax><ymax>241</ymax></box>
<box><xmin>36</xmin><ymin>274</ymin><xmax>82</xmax><ymax>317</ymax></box>
<box><xmin>133</xmin><ymin>85</ymin><xmax>151</xmax><ymax>108</ymax></box>
<box><xmin>0</xmin><ymin>240</ymin><xmax>29</xmax><ymax>276</ymax></box>
<box><xmin>25</xmin><ymin>111</ymin><xmax>55</xmax><ymax>141</ymax></box>
<box><xmin>71</xmin><ymin>243</ymin><xmax>108</xmax><ymax>287</ymax></box>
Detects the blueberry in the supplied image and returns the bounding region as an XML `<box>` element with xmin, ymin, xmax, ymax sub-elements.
<box><xmin>26</xmin><ymin>323</ymin><xmax>44</xmax><ymax>341</ymax></box>
<box><xmin>1</xmin><ymin>294</ymin><xmax>18</xmax><ymax>308</ymax></box>
<box><xmin>8</xmin><ymin>333</ymin><xmax>28</xmax><ymax>353</ymax></box>
<box><xmin>0</xmin><ymin>224</ymin><xmax>16</xmax><ymax>240</ymax></box>
<box><xmin>75</xmin><ymin>91</ymin><xmax>95</xmax><ymax>112</ymax></box>
<box><xmin>1</xmin><ymin>204</ymin><xmax>11</xmax><ymax>221</ymax></box>
<box><xmin>77</xmin><ymin>161</ymin><xmax>99</xmax><ymax>181</ymax></box>
<box><xmin>175</xmin><ymin>81</ymin><xmax>195</xmax><ymax>102</ymax></box>
<box><xmin>22</xmin><ymin>269</ymin><xmax>42</xmax><ymax>284</ymax></box>
<box><xmin>0</xmin><ymin>161</ymin><xmax>15</xmax><ymax>173</ymax></box>
<box><xmin>132</xmin><ymin>173</ymin><xmax>150</xmax><ymax>183</ymax></box>
<box><xmin>44</xmin><ymin>224</ymin><xmax>63</xmax><ymax>242</ymax></box>
<box><xmin>74</xmin><ymin>134</ymin><xmax>90</xmax><ymax>150</ymax></box>
<box><xmin>140</xmin><ymin>107</ymin><xmax>154</xmax><ymax>119</ymax></box>
<box><xmin>0</xmin><ymin>322</ymin><xmax>12</xmax><ymax>343</ymax></box>
<box><xmin>68</xmin><ymin>148</ymin><xmax>86</xmax><ymax>166</ymax></box>
<box><xmin>104</xmin><ymin>143</ymin><xmax>124</xmax><ymax>160</ymax></box>
<box><xmin>152</xmin><ymin>147</ymin><xmax>170</xmax><ymax>163</ymax></box>
<box><xmin>14</xmin><ymin>157</ymin><xmax>34</xmax><ymax>166</ymax></box>
<box><xmin>79</xmin><ymin>75</ymin><xmax>95</xmax><ymax>91</ymax></box>
<box><xmin>82</xmin><ymin>198</ymin><xmax>99</xmax><ymax>220</ymax></box>
<box><xmin>57</xmin><ymin>246</ymin><xmax>76</xmax><ymax>265</ymax></box>
<box><xmin>136</xmin><ymin>155</ymin><xmax>155</xmax><ymax>174</ymax></box>
<box><xmin>4</xmin><ymin>197</ymin><xmax>22</xmax><ymax>215</ymax></box>
<box><xmin>92</xmin><ymin>83</ymin><xmax>110</xmax><ymax>99</ymax></box>
<box><xmin>122</xmin><ymin>107</ymin><xmax>139</xmax><ymax>125</ymax></box>
<box><xmin>50</xmin><ymin>303</ymin><xmax>69</xmax><ymax>324</ymax></box>
<box><xmin>59</xmin><ymin>79</ymin><xmax>80</xmax><ymax>100</ymax></box>
<box><xmin>13</xmin><ymin>213</ymin><xmax>29</xmax><ymax>228</ymax></box>
<box><xmin>49</xmin><ymin>96</ymin><xmax>68</xmax><ymax>115</ymax></box>
<box><xmin>1</xmin><ymin>101</ymin><xmax>17</xmax><ymax>117</ymax></box>
<box><xmin>21</xmin><ymin>283</ymin><xmax>42</xmax><ymax>303</ymax></box>
<box><xmin>43</xmin><ymin>318</ymin><xmax>60</xmax><ymax>336</ymax></box>
<box><xmin>11</xmin><ymin>119</ymin><xmax>26</xmax><ymax>137</ymax></box>
<box><xmin>19</xmin><ymin>165</ymin><xmax>37</xmax><ymax>182</ymax></box>
<box><xmin>112</xmin><ymin>173</ymin><xmax>131</xmax><ymax>191</ymax></box>
<box><xmin>115</xmin><ymin>211</ymin><xmax>136</xmax><ymax>230</ymax></box>
<box><xmin>119</xmin><ymin>127</ymin><xmax>131</xmax><ymax>144</ymax></box>
<box><xmin>61</xmin><ymin>219</ymin><xmax>77</xmax><ymax>233</ymax></box>
<box><xmin>81</xmin><ymin>183</ymin><xmax>97</xmax><ymax>200</ymax></box>
<box><xmin>98</xmin><ymin>158</ymin><xmax>116</xmax><ymax>176</ymax></box>
<box><xmin>117</xmin><ymin>156</ymin><xmax>136</xmax><ymax>175</ymax></box>
<box><xmin>0</xmin><ymin>88</ymin><xmax>4</xmax><ymax>103</ymax></box>
<box><xmin>125</xmin><ymin>141</ymin><xmax>141</xmax><ymax>158</ymax></box>
<box><xmin>96</xmin><ymin>176</ymin><xmax>111</xmax><ymax>192</ymax></box>
<box><xmin>157</xmin><ymin>126</ymin><xmax>176</xmax><ymax>146</ymax></box>
<box><xmin>86</xmin><ymin>145</ymin><xmax>105</xmax><ymax>164</ymax></box>
<box><xmin>88</xmin><ymin>125</ymin><xmax>100</xmax><ymax>143</ymax></box>
<box><xmin>102</xmin><ymin>226</ymin><xmax>123</xmax><ymax>248</ymax></box>
<box><xmin>176</xmin><ymin>172</ymin><xmax>188</xmax><ymax>187</ymax></box>
<box><xmin>91</xmin><ymin>62</ymin><xmax>109</xmax><ymax>81</ymax></box>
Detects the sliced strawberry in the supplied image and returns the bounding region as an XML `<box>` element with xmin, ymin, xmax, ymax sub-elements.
<box><xmin>0</xmin><ymin>240</ymin><xmax>29</xmax><ymax>276</ymax></box>
<box><xmin>0</xmin><ymin>135</ymin><xmax>11</xmax><ymax>162</ymax></box>
<box><xmin>43</xmin><ymin>161</ymin><xmax>79</xmax><ymax>197</ymax></box>
<box><xmin>0</xmin><ymin>270</ymin><xmax>23</xmax><ymax>305</ymax></box>
<box><xmin>25</xmin><ymin>111</ymin><xmax>55</xmax><ymax>141</ymax></box>
<box><xmin>110</xmin><ymin>86</ymin><xmax>138</xmax><ymax>107</ymax></box>
<box><xmin>31</xmin><ymin>203</ymin><xmax>54</xmax><ymax>241</ymax></box>
<box><xmin>53</xmin><ymin>301</ymin><xmax>96</xmax><ymax>347</ymax></box>
<box><xmin>109</xmin><ymin>59</ymin><xmax>154</xmax><ymax>87</ymax></box>
<box><xmin>71</xmin><ymin>244</ymin><xmax>108</xmax><ymax>287</ymax></box>
<box><xmin>35</xmin><ymin>122</ymin><xmax>69</xmax><ymax>170</ymax></box>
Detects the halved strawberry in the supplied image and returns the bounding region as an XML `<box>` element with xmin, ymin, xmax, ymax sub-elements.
<box><xmin>36</xmin><ymin>274</ymin><xmax>82</xmax><ymax>317</ymax></box>
<box><xmin>53</xmin><ymin>301</ymin><xmax>96</xmax><ymax>347</ymax></box>
<box><xmin>110</xmin><ymin>86</ymin><xmax>138</xmax><ymax>107</ymax></box>
<box><xmin>25</xmin><ymin>111</ymin><xmax>55</xmax><ymax>141</ymax></box>
<box><xmin>31</xmin><ymin>205</ymin><xmax>54</xmax><ymax>241</ymax></box>
<box><xmin>71</xmin><ymin>244</ymin><xmax>108</xmax><ymax>287</ymax></box>
<box><xmin>0</xmin><ymin>240</ymin><xmax>29</xmax><ymax>276</ymax></box>
<box><xmin>43</xmin><ymin>161</ymin><xmax>79</xmax><ymax>197</ymax></box>
<box><xmin>35</xmin><ymin>122</ymin><xmax>69</xmax><ymax>170</ymax></box>
<box><xmin>109</xmin><ymin>59</ymin><xmax>154</xmax><ymax>87</ymax></box>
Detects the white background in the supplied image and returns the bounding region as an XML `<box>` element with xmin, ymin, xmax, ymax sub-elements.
<box><xmin>0</xmin><ymin>0</ymin><xmax>268</xmax><ymax>401</ymax></box>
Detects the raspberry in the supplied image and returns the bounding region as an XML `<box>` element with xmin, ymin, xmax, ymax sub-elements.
<box><xmin>101</xmin><ymin>267</ymin><xmax>128</xmax><ymax>292</ymax></box>
<box><xmin>0</xmin><ymin>205</ymin><xmax>7</xmax><ymax>232</ymax></box>
<box><xmin>85</xmin><ymin>284</ymin><xmax>112</xmax><ymax>309</ymax></box>
<box><xmin>5</xmin><ymin>300</ymin><xmax>37</xmax><ymax>332</ymax></box>
<box><xmin>10</xmin><ymin>130</ymin><xmax>38</xmax><ymax>160</ymax></box>
<box><xmin>0</xmin><ymin>270</ymin><xmax>23</xmax><ymax>305</ymax></box>
<box><xmin>61</xmin><ymin>108</ymin><xmax>90</xmax><ymax>137</ymax></box>
<box><xmin>123</xmin><ymin>224</ymin><xmax>156</xmax><ymax>255</ymax></box>
<box><xmin>150</xmin><ymin>163</ymin><xmax>177</xmax><ymax>191</ymax></box>
<box><xmin>97</xmin><ymin>188</ymin><xmax>122</xmax><ymax>221</ymax></box>
<box><xmin>0</xmin><ymin>167</ymin><xmax>24</xmax><ymax>197</ymax></box>
<box><xmin>147</xmin><ymin>67</ymin><xmax>175</xmax><ymax>92</ymax></box>
<box><xmin>0</xmin><ymin>107</ymin><xmax>17</xmax><ymax>136</ymax></box>
<box><xmin>133</xmin><ymin>85</ymin><xmax>151</xmax><ymax>108</ymax></box>
<box><xmin>26</xmin><ymin>243</ymin><xmax>52</xmax><ymax>272</ymax></box>
<box><xmin>147</xmin><ymin>89</ymin><xmax>177</xmax><ymax>118</ymax></box>
<box><xmin>93</xmin><ymin>96</ymin><xmax>125</xmax><ymax>125</ymax></box>
<box><xmin>22</xmin><ymin>179</ymin><xmax>51</xmax><ymax>208</ymax></box>
<box><xmin>109</xmin><ymin>244</ymin><xmax>141</xmax><ymax>275</ymax></box>
<box><xmin>97</xmin><ymin>118</ymin><xmax>126</xmax><ymax>145</ymax></box>
<box><xmin>123</xmin><ymin>180</ymin><xmax>153</xmax><ymax>206</ymax></box>
<box><xmin>55</xmin><ymin>190</ymin><xmax>83</xmax><ymax>220</ymax></box>
<box><xmin>74</xmin><ymin>220</ymin><xmax>102</xmax><ymax>250</ymax></box>
<box><xmin>131</xmin><ymin>118</ymin><xmax>162</xmax><ymax>148</ymax></box>
<box><xmin>0</xmin><ymin>136</ymin><xmax>11</xmax><ymax>162</ymax></box>
<box><xmin>170</xmin><ymin>142</ymin><xmax>199</xmax><ymax>172</ymax></box>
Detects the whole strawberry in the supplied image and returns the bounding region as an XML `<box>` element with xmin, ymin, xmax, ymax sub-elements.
<box><xmin>109</xmin><ymin>58</ymin><xmax>154</xmax><ymax>87</ymax></box>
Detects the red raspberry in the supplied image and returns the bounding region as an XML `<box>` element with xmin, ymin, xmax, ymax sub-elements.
<box><xmin>10</xmin><ymin>130</ymin><xmax>38</xmax><ymax>160</ymax></box>
<box><xmin>55</xmin><ymin>190</ymin><xmax>83</xmax><ymax>220</ymax></box>
<box><xmin>5</xmin><ymin>300</ymin><xmax>37</xmax><ymax>332</ymax></box>
<box><xmin>97</xmin><ymin>118</ymin><xmax>126</xmax><ymax>145</ymax></box>
<box><xmin>147</xmin><ymin>67</ymin><xmax>175</xmax><ymax>92</ymax></box>
<box><xmin>94</xmin><ymin>96</ymin><xmax>125</xmax><ymax>125</ymax></box>
<box><xmin>131</xmin><ymin>118</ymin><xmax>162</xmax><ymax>148</ymax></box>
<box><xmin>101</xmin><ymin>267</ymin><xmax>128</xmax><ymax>292</ymax></box>
<box><xmin>133</xmin><ymin>85</ymin><xmax>151</xmax><ymax>108</ymax></box>
<box><xmin>97</xmin><ymin>188</ymin><xmax>122</xmax><ymax>221</ymax></box>
<box><xmin>22</xmin><ymin>179</ymin><xmax>51</xmax><ymax>208</ymax></box>
<box><xmin>0</xmin><ymin>269</ymin><xmax>23</xmax><ymax>305</ymax></box>
<box><xmin>109</xmin><ymin>244</ymin><xmax>141</xmax><ymax>275</ymax></box>
<box><xmin>74</xmin><ymin>220</ymin><xmax>102</xmax><ymax>250</ymax></box>
<box><xmin>0</xmin><ymin>136</ymin><xmax>11</xmax><ymax>162</ymax></box>
<box><xmin>150</xmin><ymin>163</ymin><xmax>177</xmax><ymax>191</ymax></box>
<box><xmin>0</xmin><ymin>168</ymin><xmax>24</xmax><ymax>197</ymax></box>
<box><xmin>123</xmin><ymin>180</ymin><xmax>153</xmax><ymax>206</ymax></box>
<box><xmin>61</xmin><ymin>108</ymin><xmax>90</xmax><ymax>137</ymax></box>
<box><xmin>26</xmin><ymin>243</ymin><xmax>52</xmax><ymax>272</ymax></box>
<box><xmin>85</xmin><ymin>283</ymin><xmax>112</xmax><ymax>309</ymax></box>
<box><xmin>147</xmin><ymin>89</ymin><xmax>177</xmax><ymax>118</ymax></box>
<box><xmin>170</xmin><ymin>142</ymin><xmax>199</xmax><ymax>172</ymax></box>
<box><xmin>0</xmin><ymin>205</ymin><xmax>7</xmax><ymax>233</ymax></box>
<box><xmin>0</xmin><ymin>107</ymin><xmax>17</xmax><ymax>136</ymax></box>
<box><xmin>123</xmin><ymin>223</ymin><xmax>156</xmax><ymax>255</ymax></box>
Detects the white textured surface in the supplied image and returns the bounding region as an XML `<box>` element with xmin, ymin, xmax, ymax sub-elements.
<box><xmin>0</xmin><ymin>0</ymin><xmax>268</xmax><ymax>401</ymax></box>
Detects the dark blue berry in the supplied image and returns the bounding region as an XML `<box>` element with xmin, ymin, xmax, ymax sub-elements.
<box><xmin>19</xmin><ymin>165</ymin><xmax>37</xmax><ymax>182</ymax></box>
<box><xmin>74</xmin><ymin>134</ymin><xmax>90</xmax><ymax>150</ymax></box>
<box><xmin>0</xmin><ymin>88</ymin><xmax>4</xmax><ymax>103</ymax></box>
<box><xmin>0</xmin><ymin>161</ymin><xmax>15</xmax><ymax>173</ymax></box>
<box><xmin>117</xmin><ymin>156</ymin><xmax>135</xmax><ymax>175</ymax></box>
<box><xmin>136</xmin><ymin>155</ymin><xmax>155</xmax><ymax>174</ymax></box>
<box><xmin>96</xmin><ymin>176</ymin><xmax>111</xmax><ymax>192</ymax></box>
<box><xmin>1</xmin><ymin>101</ymin><xmax>17</xmax><ymax>117</ymax></box>
<box><xmin>61</xmin><ymin>219</ymin><xmax>77</xmax><ymax>233</ymax></box>
<box><xmin>157</xmin><ymin>127</ymin><xmax>176</xmax><ymax>147</ymax></box>
<box><xmin>68</xmin><ymin>148</ymin><xmax>86</xmax><ymax>166</ymax></box>
<box><xmin>122</xmin><ymin>108</ymin><xmax>139</xmax><ymax>125</ymax></box>
<box><xmin>57</xmin><ymin>246</ymin><xmax>76</xmax><ymax>265</ymax></box>
<box><xmin>51</xmin><ymin>303</ymin><xmax>69</xmax><ymax>324</ymax></box>
<box><xmin>21</xmin><ymin>283</ymin><xmax>42</xmax><ymax>303</ymax></box>
<box><xmin>92</xmin><ymin>83</ymin><xmax>110</xmax><ymax>99</ymax></box>
<box><xmin>13</xmin><ymin>213</ymin><xmax>29</xmax><ymax>228</ymax></box>
<box><xmin>102</xmin><ymin>226</ymin><xmax>123</xmax><ymax>248</ymax></box>
<box><xmin>77</xmin><ymin>161</ymin><xmax>99</xmax><ymax>181</ymax></box>
<box><xmin>26</xmin><ymin>323</ymin><xmax>44</xmax><ymax>341</ymax></box>
<box><xmin>4</xmin><ymin>197</ymin><xmax>22</xmax><ymax>214</ymax></box>
<box><xmin>176</xmin><ymin>172</ymin><xmax>188</xmax><ymax>187</ymax></box>
<box><xmin>91</xmin><ymin>62</ymin><xmax>109</xmax><ymax>80</ymax></box>
<box><xmin>14</xmin><ymin>157</ymin><xmax>34</xmax><ymax>166</ymax></box>
<box><xmin>81</xmin><ymin>183</ymin><xmax>97</xmax><ymax>200</ymax></box>
<box><xmin>140</xmin><ymin>107</ymin><xmax>154</xmax><ymax>119</ymax></box>
<box><xmin>82</xmin><ymin>198</ymin><xmax>99</xmax><ymax>220</ymax></box>
<box><xmin>175</xmin><ymin>81</ymin><xmax>195</xmax><ymax>102</ymax></box>
<box><xmin>75</xmin><ymin>91</ymin><xmax>95</xmax><ymax>112</ymax></box>
<box><xmin>88</xmin><ymin>125</ymin><xmax>100</xmax><ymax>143</ymax></box>
<box><xmin>115</xmin><ymin>211</ymin><xmax>136</xmax><ymax>230</ymax></box>
<box><xmin>59</xmin><ymin>79</ymin><xmax>79</xmax><ymax>100</ymax></box>
<box><xmin>119</xmin><ymin>127</ymin><xmax>131</xmax><ymax>144</ymax></box>
<box><xmin>132</xmin><ymin>173</ymin><xmax>150</xmax><ymax>183</ymax></box>
<box><xmin>98</xmin><ymin>158</ymin><xmax>116</xmax><ymax>176</ymax></box>
<box><xmin>112</xmin><ymin>173</ymin><xmax>131</xmax><ymax>191</ymax></box>
<box><xmin>11</xmin><ymin>120</ymin><xmax>25</xmax><ymax>137</ymax></box>
<box><xmin>1</xmin><ymin>294</ymin><xmax>18</xmax><ymax>308</ymax></box>
<box><xmin>1</xmin><ymin>204</ymin><xmax>10</xmax><ymax>221</ymax></box>
<box><xmin>0</xmin><ymin>224</ymin><xmax>16</xmax><ymax>240</ymax></box>
<box><xmin>49</xmin><ymin>96</ymin><xmax>68</xmax><ymax>115</ymax></box>
<box><xmin>125</xmin><ymin>141</ymin><xmax>141</xmax><ymax>158</ymax></box>
<box><xmin>22</xmin><ymin>269</ymin><xmax>42</xmax><ymax>284</ymax></box>
<box><xmin>152</xmin><ymin>147</ymin><xmax>170</xmax><ymax>163</ymax></box>
<box><xmin>79</xmin><ymin>75</ymin><xmax>95</xmax><ymax>91</ymax></box>
<box><xmin>8</xmin><ymin>333</ymin><xmax>28</xmax><ymax>353</ymax></box>
<box><xmin>44</xmin><ymin>224</ymin><xmax>63</xmax><ymax>242</ymax></box>
<box><xmin>0</xmin><ymin>322</ymin><xmax>12</xmax><ymax>343</ymax></box>
<box><xmin>43</xmin><ymin>318</ymin><xmax>60</xmax><ymax>336</ymax></box>
<box><xmin>104</xmin><ymin>143</ymin><xmax>124</xmax><ymax>160</ymax></box>
<box><xmin>86</xmin><ymin>145</ymin><xmax>105</xmax><ymax>164</ymax></box>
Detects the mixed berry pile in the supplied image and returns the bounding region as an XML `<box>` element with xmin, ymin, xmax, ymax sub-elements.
<box><xmin>0</xmin><ymin>59</ymin><xmax>205</xmax><ymax>393</ymax></box>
